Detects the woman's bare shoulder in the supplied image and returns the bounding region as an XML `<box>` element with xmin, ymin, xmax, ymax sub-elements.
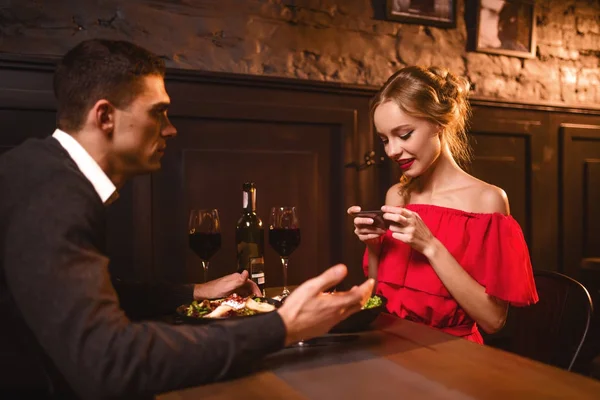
<box><xmin>467</xmin><ymin>176</ymin><xmax>510</xmax><ymax>214</ymax></box>
<box><xmin>385</xmin><ymin>183</ymin><xmax>405</xmax><ymax>206</ymax></box>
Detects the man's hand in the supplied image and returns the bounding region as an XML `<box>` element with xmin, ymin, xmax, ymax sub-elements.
<box><xmin>193</xmin><ymin>270</ymin><xmax>262</xmax><ymax>300</ymax></box>
<box><xmin>277</xmin><ymin>264</ymin><xmax>375</xmax><ymax>346</ymax></box>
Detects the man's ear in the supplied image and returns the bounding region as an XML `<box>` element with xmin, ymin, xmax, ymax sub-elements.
<box><xmin>92</xmin><ymin>99</ymin><xmax>115</xmax><ymax>136</ymax></box>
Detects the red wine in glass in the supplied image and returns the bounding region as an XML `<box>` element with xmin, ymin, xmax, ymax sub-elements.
<box><xmin>269</xmin><ymin>206</ymin><xmax>300</xmax><ymax>297</ymax></box>
<box><xmin>189</xmin><ymin>232</ymin><xmax>222</xmax><ymax>262</ymax></box>
<box><xmin>269</xmin><ymin>228</ymin><xmax>301</xmax><ymax>257</ymax></box>
<box><xmin>188</xmin><ymin>209</ymin><xmax>221</xmax><ymax>283</ymax></box>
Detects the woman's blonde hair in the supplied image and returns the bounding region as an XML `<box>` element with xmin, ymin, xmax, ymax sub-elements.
<box><xmin>370</xmin><ymin>66</ymin><xmax>473</xmax><ymax>196</ymax></box>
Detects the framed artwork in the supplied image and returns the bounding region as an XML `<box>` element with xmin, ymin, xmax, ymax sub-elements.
<box><xmin>386</xmin><ymin>0</ymin><xmax>457</xmax><ymax>29</ymax></box>
<box><xmin>474</xmin><ymin>0</ymin><xmax>536</xmax><ymax>59</ymax></box>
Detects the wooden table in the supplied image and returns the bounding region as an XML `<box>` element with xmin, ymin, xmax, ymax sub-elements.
<box><xmin>158</xmin><ymin>313</ymin><xmax>600</xmax><ymax>399</ymax></box>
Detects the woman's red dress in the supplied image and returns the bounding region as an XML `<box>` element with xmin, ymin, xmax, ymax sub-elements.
<box><xmin>364</xmin><ymin>204</ymin><xmax>539</xmax><ymax>344</ymax></box>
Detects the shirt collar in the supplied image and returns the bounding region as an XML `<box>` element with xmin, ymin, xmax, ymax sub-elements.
<box><xmin>52</xmin><ymin>129</ymin><xmax>118</xmax><ymax>205</ymax></box>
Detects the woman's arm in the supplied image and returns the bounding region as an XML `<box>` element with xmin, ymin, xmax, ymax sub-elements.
<box><xmin>366</xmin><ymin>246</ymin><xmax>380</xmax><ymax>282</ymax></box>
<box><xmin>425</xmin><ymin>186</ymin><xmax>511</xmax><ymax>333</ymax></box>
<box><xmin>424</xmin><ymin>240</ymin><xmax>508</xmax><ymax>333</ymax></box>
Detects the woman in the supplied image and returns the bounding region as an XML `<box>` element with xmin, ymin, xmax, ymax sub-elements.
<box><xmin>348</xmin><ymin>66</ymin><xmax>538</xmax><ymax>344</ymax></box>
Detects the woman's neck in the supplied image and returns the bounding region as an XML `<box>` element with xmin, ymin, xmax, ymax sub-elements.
<box><xmin>414</xmin><ymin>146</ymin><xmax>465</xmax><ymax>196</ymax></box>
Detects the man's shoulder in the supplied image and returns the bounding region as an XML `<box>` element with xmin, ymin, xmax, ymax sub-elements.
<box><xmin>0</xmin><ymin>137</ymin><xmax>99</xmax><ymax>210</ymax></box>
<box><xmin>0</xmin><ymin>137</ymin><xmax>62</xmax><ymax>170</ymax></box>
<box><xmin>4</xmin><ymin>169</ymin><xmax>105</xmax><ymax>238</ymax></box>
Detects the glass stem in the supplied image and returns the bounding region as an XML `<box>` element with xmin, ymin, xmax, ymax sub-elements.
<box><xmin>202</xmin><ymin>260</ymin><xmax>209</xmax><ymax>283</ymax></box>
<box><xmin>281</xmin><ymin>257</ymin><xmax>290</xmax><ymax>296</ymax></box>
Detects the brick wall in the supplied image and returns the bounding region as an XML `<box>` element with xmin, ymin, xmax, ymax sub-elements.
<box><xmin>0</xmin><ymin>0</ymin><xmax>598</xmax><ymax>106</ymax></box>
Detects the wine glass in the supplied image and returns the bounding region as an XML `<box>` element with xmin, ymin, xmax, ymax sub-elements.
<box><xmin>188</xmin><ymin>209</ymin><xmax>222</xmax><ymax>283</ymax></box>
<box><xmin>269</xmin><ymin>206</ymin><xmax>301</xmax><ymax>298</ymax></box>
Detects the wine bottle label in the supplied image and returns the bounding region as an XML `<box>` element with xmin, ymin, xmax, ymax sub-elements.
<box><xmin>250</xmin><ymin>256</ymin><xmax>264</xmax><ymax>264</ymax></box>
<box><xmin>251</xmin><ymin>272</ymin><xmax>265</xmax><ymax>285</ymax></box>
<box><xmin>249</xmin><ymin>257</ymin><xmax>265</xmax><ymax>285</ymax></box>
<box><xmin>249</xmin><ymin>257</ymin><xmax>264</xmax><ymax>271</ymax></box>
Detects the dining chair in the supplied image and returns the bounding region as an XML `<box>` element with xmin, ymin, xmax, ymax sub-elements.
<box><xmin>506</xmin><ymin>270</ymin><xmax>594</xmax><ymax>371</ymax></box>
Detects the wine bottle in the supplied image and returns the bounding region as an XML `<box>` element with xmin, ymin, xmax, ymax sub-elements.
<box><xmin>236</xmin><ymin>182</ymin><xmax>265</xmax><ymax>295</ymax></box>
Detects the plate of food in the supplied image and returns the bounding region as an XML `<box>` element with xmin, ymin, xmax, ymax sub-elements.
<box><xmin>176</xmin><ymin>293</ymin><xmax>282</xmax><ymax>324</ymax></box>
<box><xmin>329</xmin><ymin>294</ymin><xmax>387</xmax><ymax>333</ymax></box>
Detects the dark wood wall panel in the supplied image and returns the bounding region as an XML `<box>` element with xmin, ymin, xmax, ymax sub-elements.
<box><xmin>584</xmin><ymin>161</ymin><xmax>600</xmax><ymax>262</ymax></box>
<box><xmin>470</xmin><ymin>133</ymin><xmax>529</xmax><ymax>241</ymax></box>
<box><xmin>163</xmin><ymin>76</ymin><xmax>377</xmax><ymax>287</ymax></box>
<box><xmin>105</xmin><ymin>177</ymin><xmax>153</xmax><ymax>283</ymax></box>
<box><xmin>560</xmin><ymin>124</ymin><xmax>600</xmax><ymax>277</ymax></box>
<box><xmin>558</xmin><ymin>124</ymin><xmax>600</xmax><ymax>368</ymax></box>
<box><xmin>181</xmin><ymin>148</ymin><xmax>318</xmax><ymax>284</ymax></box>
<box><xmin>470</xmin><ymin>108</ymin><xmax>552</xmax><ymax>271</ymax></box>
<box><xmin>0</xmin><ymin>109</ymin><xmax>56</xmax><ymax>143</ymax></box>
<box><xmin>152</xmin><ymin>101</ymin><xmax>357</xmax><ymax>288</ymax></box>
<box><xmin>2</xmin><ymin>57</ymin><xmax>600</xmax><ymax>290</ymax></box>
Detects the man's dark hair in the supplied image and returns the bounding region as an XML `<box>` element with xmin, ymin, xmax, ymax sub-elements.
<box><xmin>53</xmin><ymin>39</ymin><xmax>166</xmax><ymax>132</ymax></box>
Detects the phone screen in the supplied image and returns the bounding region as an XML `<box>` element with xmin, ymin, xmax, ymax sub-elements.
<box><xmin>351</xmin><ymin>210</ymin><xmax>385</xmax><ymax>227</ymax></box>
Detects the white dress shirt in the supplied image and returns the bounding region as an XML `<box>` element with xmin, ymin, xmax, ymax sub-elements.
<box><xmin>52</xmin><ymin>129</ymin><xmax>118</xmax><ymax>205</ymax></box>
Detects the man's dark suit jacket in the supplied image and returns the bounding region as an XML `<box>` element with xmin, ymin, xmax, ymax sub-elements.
<box><xmin>0</xmin><ymin>137</ymin><xmax>286</xmax><ymax>399</ymax></box>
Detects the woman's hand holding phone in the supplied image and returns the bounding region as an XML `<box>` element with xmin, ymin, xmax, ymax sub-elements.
<box><xmin>347</xmin><ymin>206</ymin><xmax>387</xmax><ymax>249</ymax></box>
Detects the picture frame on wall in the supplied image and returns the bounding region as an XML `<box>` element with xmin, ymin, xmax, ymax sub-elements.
<box><xmin>385</xmin><ymin>0</ymin><xmax>457</xmax><ymax>29</ymax></box>
<box><xmin>474</xmin><ymin>0</ymin><xmax>536</xmax><ymax>59</ymax></box>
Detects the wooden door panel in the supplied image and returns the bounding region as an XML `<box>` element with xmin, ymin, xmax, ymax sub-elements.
<box><xmin>0</xmin><ymin>109</ymin><xmax>56</xmax><ymax>144</ymax></box>
<box><xmin>584</xmin><ymin>162</ymin><xmax>600</xmax><ymax>259</ymax></box>
<box><xmin>105</xmin><ymin>176</ymin><xmax>153</xmax><ymax>282</ymax></box>
<box><xmin>468</xmin><ymin>110</ymin><xmax>543</xmax><ymax>252</ymax></box>
<box><xmin>560</xmin><ymin>124</ymin><xmax>600</xmax><ymax>277</ymax></box>
<box><xmin>177</xmin><ymin>139</ymin><xmax>327</xmax><ymax>287</ymax></box>
<box><xmin>470</xmin><ymin>133</ymin><xmax>529</xmax><ymax>235</ymax></box>
<box><xmin>152</xmin><ymin>102</ymin><xmax>357</xmax><ymax>287</ymax></box>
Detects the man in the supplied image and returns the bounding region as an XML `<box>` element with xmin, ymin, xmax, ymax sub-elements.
<box><xmin>0</xmin><ymin>39</ymin><xmax>374</xmax><ymax>399</ymax></box>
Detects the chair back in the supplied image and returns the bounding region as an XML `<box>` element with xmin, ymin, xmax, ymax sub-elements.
<box><xmin>509</xmin><ymin>270</ymin><xmax>593</xmax><ymax>371</ymax></box>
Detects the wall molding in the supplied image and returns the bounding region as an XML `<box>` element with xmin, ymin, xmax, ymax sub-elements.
<box><xmin>1</xmin><ymin>53</ymin><xmax>600</xmax><ymax>115</ymax></box>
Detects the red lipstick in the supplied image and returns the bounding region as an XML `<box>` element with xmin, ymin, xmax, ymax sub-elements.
<box><xmin>397</xmin><ymin>158</ymin><xmax>414</xmax><ymax>170</ymax></box>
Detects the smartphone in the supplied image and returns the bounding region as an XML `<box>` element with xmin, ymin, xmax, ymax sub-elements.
<box><xmin>350</xmin><ymin>209</ymin><xmax>386</xmax><ymax>227</ymax></box>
